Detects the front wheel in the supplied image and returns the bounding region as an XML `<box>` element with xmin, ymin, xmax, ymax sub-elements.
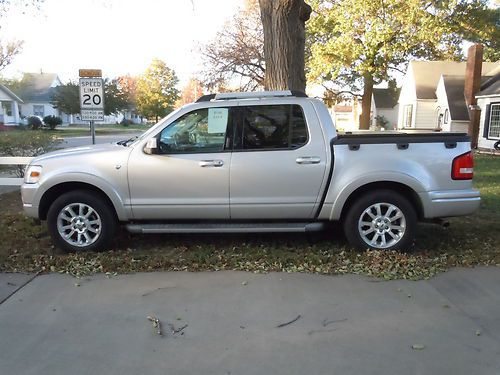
<box><xmin>47</xmin><ymin>190</ymin><xmax>117</xmax><ymax>252</ymax></box>
<box><xmin>343</xmin><ymin>190</ymin><xmax>417</xmax><ymax>251</ymax></box>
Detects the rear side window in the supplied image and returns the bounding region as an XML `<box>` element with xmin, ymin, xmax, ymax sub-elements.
<box><xmin>238</xmin><ymin>105</ymin><xmax>308</xmax><ymax>150</ymax></box>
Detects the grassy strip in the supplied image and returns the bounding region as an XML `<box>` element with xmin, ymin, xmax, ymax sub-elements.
<box><xmin>0</xmin><ymin>154</ymin><xmax>499</xmax><ymax>279</ymax></box>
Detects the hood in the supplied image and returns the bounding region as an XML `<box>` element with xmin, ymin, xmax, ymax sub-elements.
<box><xmin>30</xmin><ymin>143</ymin><xmax>124</xmax><ymax>164</ymax></box>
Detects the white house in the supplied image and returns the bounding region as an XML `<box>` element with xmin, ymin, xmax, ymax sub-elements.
<box><xmin>371</xmin><ymin>88</ymin><xmax>399</xmax><ymax>129</ymax></box>
<box><xmin>0</xmin><ymin>84</ymin><xmax>23</xmax><ymax>125</ymax></box>
<box><xmin>434</xmin><ymin>75</ymin><xmax>470</xmax><ymax>133</ymax></box>
<box><xmin>12</xmin><ymin>72</ymin><xmax>72</xmax><ymax>124</ymax></box>
<box><xmin>397</xmin><ymin>61</ymin><xmax>499</xmax><ymax>130</ymax></box>
<box><xmin>477</xmin><ymin>69</ymin><xmax>500</xmax><ymax>150</ymax></box>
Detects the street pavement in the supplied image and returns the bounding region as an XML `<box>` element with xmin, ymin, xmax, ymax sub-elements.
<box><xmin>0</xmin><ymin>267</ymin><xmax>499</xmax><ymax>375</ymax></box>
<box><xmin>58</xmin><ymin>132</ymin><xmax>142</xmax><ymax>148</ymax></box>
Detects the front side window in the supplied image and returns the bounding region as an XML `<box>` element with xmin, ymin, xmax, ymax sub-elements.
<box><xmin>158</xmin><ymin>107</ymin><xmax>230</xmax><ymax>153</ymax></box>
<box><xmin>238</xmin><ymin>104</ymin><xmax>308</xmax><ymax>150</ymax></box>
<box><xmin>1</xmin><ymin>101</ymin><xmax>13</xmax><ymax>116</ymax></box>
<box><xmin>487</xmin><ymin>104</ymin><xmax>500</xmax><ymax>139</ymax></box>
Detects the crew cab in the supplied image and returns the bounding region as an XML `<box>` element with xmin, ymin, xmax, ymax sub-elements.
<box><xmin>21</xmin><ymin>91</ymin><xmax>480</xmax><ymax>252</ymax></box>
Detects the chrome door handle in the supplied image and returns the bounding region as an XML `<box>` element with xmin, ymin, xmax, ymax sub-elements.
<box><xmin>199</xmin><ymin>159</ymin><xmax>224</xmax><ymax>167</ymax></box>
<box><xmin>296</xmin><ymin>156</ymin><xmax>321</xmax><ymax>164</ymax></box>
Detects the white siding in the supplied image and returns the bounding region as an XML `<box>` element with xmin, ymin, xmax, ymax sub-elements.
<box><xmin>397</xmin><ymin>64</ymin><xmax>417</xmax><ymax>128</ymax></box>
<box><xmin>378</xmin><ymin>105</ymin><xmax>399</xmax><ymax>129</ymax></box>
<box><xmin>450</xmin><ymin>121</ymin><xmax>468</xmax><ymax>133</ymax></box>
<box><xmin>414</xmin><ymin>100</ymin><xmax>438</xmax><ymax>129</ymax></box>
<box><xmin>435</xmin><ymin>76</ymin><xmax>451</xmax><ymax>131</ymax></box>
<box><xmin>20</xmin><ymin>102</ymin><xmax>59</xmax><ymax>118</ymax></box>
<box><xmin>478</xmin><ymin>96</ymin><xmax>500</xmax><ymax>149</ymax></box>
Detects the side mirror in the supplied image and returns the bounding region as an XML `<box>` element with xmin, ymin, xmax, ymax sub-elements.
<box><xmin>144</xmin><ymin>138</ymin><xmax>158</xmax><ymax>155</ymax></box>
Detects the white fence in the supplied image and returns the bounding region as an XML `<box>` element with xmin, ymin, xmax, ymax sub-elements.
<box><xmin>0</xmin><ymin>157</ymin><xmax>33</xmax><ymax>186</ymax></box>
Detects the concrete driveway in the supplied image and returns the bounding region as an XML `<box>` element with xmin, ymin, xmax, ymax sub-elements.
<box><xmin>0</xmin><ymin>268</ymin><xmax>499</xmax><ymax>375</ymax></box>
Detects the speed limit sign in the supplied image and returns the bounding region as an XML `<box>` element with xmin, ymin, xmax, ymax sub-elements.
<box><xmin>79</xmin><ymin>78</ymin><xmax>104</xmax><ymax>110</ymax></box>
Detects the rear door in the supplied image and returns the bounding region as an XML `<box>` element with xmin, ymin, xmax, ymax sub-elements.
<box><xmin>229</xmin><ymin>101</ymin><xmax>328</xmax><ymax>219</ymax></box>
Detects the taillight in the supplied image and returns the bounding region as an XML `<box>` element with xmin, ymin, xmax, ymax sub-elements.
<box><xmin>452</xmin><ymin>151</ymin><xmax>474</xmax><ymax>180</ymax></box>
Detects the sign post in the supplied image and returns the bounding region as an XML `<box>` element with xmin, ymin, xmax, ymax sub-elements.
<box><xmin>79</xmin><ymin>69</ymin><xmax>104</xmax><ymax>145</ymax></box>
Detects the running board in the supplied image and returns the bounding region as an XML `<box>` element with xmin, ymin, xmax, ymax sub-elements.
<box><xmin>126</xmin><ymin>222</ymin><xmax>326</xmax><ymax>234</ymax></box>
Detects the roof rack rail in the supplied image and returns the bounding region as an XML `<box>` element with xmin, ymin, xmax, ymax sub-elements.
<box><xmin>195</xmin><ymin>90</ymin><xmax>307</xmax><ymax>102</ymax></box>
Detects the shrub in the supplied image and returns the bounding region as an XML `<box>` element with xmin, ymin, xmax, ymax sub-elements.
<box><xmin>43</xmin><ymin>115</ymin><xmax>63</xmax><ymax>130</ymax></box>
<box><xmin>375</xmin><ymin>115</ymin><xmax>391</xmax><ymax>130</ymax></box>
<box><xmin>0</xmin><ymin>131</ymin><xmax>60</xmax><ymax>177</ymax></box>
<box><xmin>27</xmin><ymin>116</ymin><xmax>43</xmax><ymax>130</ymax></box>
<box><xmin>120</xmin><ymin>118</ymin><xmax>133</xmax><ymax>127</ymax></box>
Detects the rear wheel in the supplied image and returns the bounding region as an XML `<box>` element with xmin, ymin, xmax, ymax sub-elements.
<box><xmin>47</xmin><ymin>190</ymin><xmax>117</xmax><ymax>252</ymax></box>
<box><xmin>343</xmin><ymin>190</ymin><xmax>416</xmax><ymax>251</ymax></box>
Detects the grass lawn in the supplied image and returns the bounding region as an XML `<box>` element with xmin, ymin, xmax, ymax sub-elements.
<box><xmin>47</xmin><ymin>124</ymin><xmax>149</xmax><ymax>137</ymax></box>
<box><xmin>0</xmin><ymin>154</ymin><xmax>498</xmax><ymax>279</ymax></box>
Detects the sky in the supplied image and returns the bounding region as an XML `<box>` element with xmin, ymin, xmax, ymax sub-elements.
<box><xmin>1</xmin><ymin>0</ymin><xmax>245</xmax><ymax>85</ymax></box>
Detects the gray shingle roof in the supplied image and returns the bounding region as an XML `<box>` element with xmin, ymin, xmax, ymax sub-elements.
<box><xmin>12</xmin><ymin>73</ymin><xmax>59</xmax><ymax>102</ymax></box>
<box><xmin>411</xmin><ymin>61</ymin><xmax>499</xmax><ymax>99</ymax></box>
<box><xmin>477</xmin><ymin>74</ymin><xmax>500</xmax><ymax>97</ymax></box>
<box><xmin>442</xmin><ymin>76</ymin><xmax>469</xmax><ymax>121</ymax></box>
<box><xmin>0</xmin><ymin>84</ymin><xmax>24</xmax><ymax>103</ymax></box>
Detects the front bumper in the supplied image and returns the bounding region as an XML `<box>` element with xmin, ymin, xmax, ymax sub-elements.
<box><xmin>419</xmin><ymin>189</ymin><xmax>481</xmax><ymax>219</ymax></box>
<box><xmin>21</xmin><ymin>183</ymin><xmax>40</xmax><ymax>219</ymax></box>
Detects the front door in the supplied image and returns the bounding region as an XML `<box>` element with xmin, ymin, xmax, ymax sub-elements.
<box><xmin>128</xmin><ymin>106</ymin><xmax>234</xmax><ymax>220</ymax></box>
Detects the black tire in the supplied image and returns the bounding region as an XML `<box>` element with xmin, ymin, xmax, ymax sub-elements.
<box><xmin>343</xmin><ymin>189</ymin><xmax>417</xmax><ymax>251</ymax></box>
<box><xmin>47</xmin><ymin>190</ymin><xmax>117</xmax><ymax>252</ymax></box>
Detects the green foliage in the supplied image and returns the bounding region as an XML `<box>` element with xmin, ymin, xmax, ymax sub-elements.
<box><xmin>51</xmin><ymin>79</ymin><xmax>135</xmax><ymax>117</ymax></box>
<box><xmin>375</xmin><ymin>115</ymin><xmax>390</xmax><ymax>130</ymax></box>
<box><xmin>0</xmin><ymin>129</ymin><xmax>59</xmax><ymax>176</ymax></box>
<box><xmin>43</xmin><ymin>115</ymin><xmax>62</xmax><ymax>130</ymax></box>
<box><xmin>120</xmin><ymin>118</ymin><xmax>133</xmax><ymax>127</ymax></box>
<box><xmin>27</xmin><ymin>115</ymin><xmax>42</xmax><ymax>130</ymax></box>
<box><xmin>51</xmin><ymin>83</ymin><xmax>80</xmax><ymax>115</ymax></box>
<box><xmin>136</xmin><ymin>58</ymin><xmax>179</xmax><ymax>121</ymax></box>
<box><xmin>104</xmin><ymin>78</ymin><xmax>131</xmax><ymax>115</ymax></box>
<box><xmin>307</xmin><ymin>0</ymin><xmax>499</xmax><ymax>93</ymax></box>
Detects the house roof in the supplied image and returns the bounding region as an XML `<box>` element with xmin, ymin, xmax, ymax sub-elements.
<box><xmin>12</xmin><ymin>73</ymin><xmax>59</xmax><ymax>102</ymax></box>
<box><xmin>411</xmin><ymin>61</ymin><xmax>499</xmax><ymax>99</ymax></box>
<box><xmin>0</xmin><ymin>84</ymin><xmax>24</xmax><ymax>103</ymax></box>
<box><xmin>373</xmin><ymin>88</ymin><xmax>399</xmax><ymax>109</ymax></box>
<box><xmin>441</xmin><ymin>76</ymin><xmax>469</xmax><ymax>121</ymax></box>
<box><xmin>477</xmin><ymin>73</ymin><xmax>500</xmax><ymax>97</ymax></box>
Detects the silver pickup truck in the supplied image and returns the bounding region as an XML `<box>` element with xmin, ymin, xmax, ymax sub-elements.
<box><xmin>21</xmin><ymin>91</ymin><xmax>480</xmax><ymax>252</ymax></box>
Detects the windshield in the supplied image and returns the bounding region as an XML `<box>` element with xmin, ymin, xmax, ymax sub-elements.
<box><xmin>126</xmin><ymin>107</ymin><xmax>185</xmax><ymax>146</ymax></box>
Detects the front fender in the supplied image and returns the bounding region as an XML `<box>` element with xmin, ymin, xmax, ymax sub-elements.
<box><xmin>34</xmin><ymin>172</ymin><xmax>131</xmax><ymax>221</ymax></box>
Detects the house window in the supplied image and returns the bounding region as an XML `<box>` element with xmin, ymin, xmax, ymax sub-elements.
<box><xmin>1</xmin><ymin>101</ymin><xmax>13</xmax><ymax>116</ymax></box>
<box><xmin>488</xmin><ymin>104</ymin><xmax>500</xmax><ymax>139</ymax></box>
<box><xmin>33</xmin><ymin>105</ymin><xmax>44</xmax><ymax>117</ymax></box>
<box><xmin>444</xmin><ymin>109</ymin><xmax>449</xmax><ymax>124</ymax></box>
<box><xmin>403</xmin><ymin>105</ymin><xmax>413</xmax><ymax>128</ymax></box>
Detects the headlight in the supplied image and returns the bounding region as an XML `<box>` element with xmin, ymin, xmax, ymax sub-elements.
<box><xmin>24</xmin><ymin>165</ymin><xmax>42</xmax><ymax>184</ymax></box>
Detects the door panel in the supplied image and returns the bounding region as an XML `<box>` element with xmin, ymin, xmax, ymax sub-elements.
<box><xmin>128</xmin><ymin>152</ymin><xmax>231</xmax><ymax>219</ymax></box>
<box><xmin>230</xmin><ymin>103</ymin><xmax>328</xmax><ymax>219</ymax></box>
<box><xmin>128</xmin><ymin>106</ymin><xmax>234</xmax><ymax>220</ymax></box>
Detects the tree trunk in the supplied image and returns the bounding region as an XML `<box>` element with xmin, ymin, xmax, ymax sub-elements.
<box><xmin>259</xmin><ymin>0</ymin><xmax>311</xmax><ymax>92</ymax></box>
<box><xmin>359</xmin><ymin>74</ymin><xmax>374</xmax><ymax>130</ymax></box>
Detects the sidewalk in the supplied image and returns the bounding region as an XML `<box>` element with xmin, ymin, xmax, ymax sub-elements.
<box><xmin>1</xmin><ymin>267</ymin><xmax>499</xmax><ymax>374</ymax></box>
